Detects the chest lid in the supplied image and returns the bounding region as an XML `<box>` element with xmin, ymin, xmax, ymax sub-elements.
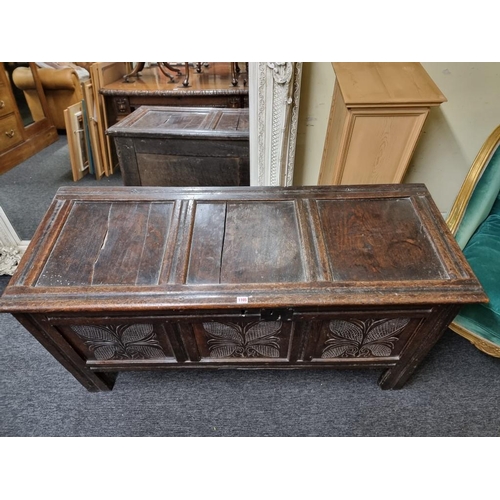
<box><xmin>0</xmin><ymin>185</ymin><xmax>487</xmax><ymax>313</ymax></box>
<box><xmin>106</xmin><ymin>106</ymin><xmax>249</xmax><ymax>140</ymax></box>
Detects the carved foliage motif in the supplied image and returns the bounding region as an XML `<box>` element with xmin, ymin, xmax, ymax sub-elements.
<box><xmin>267</xmin><ymin>62</ymin><xmax>293</xmax><ymax>84</ymax></box>
<box><xmin>0</xmin><ymin>246</ymin><xmax>21</xmax><ymax>276</ymax></box>
<box><xmin>71</xmin><ymin>324</ymin><xmax>165</xmax><ymax>360</ymax></box>
<box><xmin>321</xmin><ymin>318</ymin><xmax>411</xmax><ymax>358</ymax></box>
<box><xmin>202</xmin><ymin>321</ymin><xmax>282</xmax><ymax>358</ymax></box>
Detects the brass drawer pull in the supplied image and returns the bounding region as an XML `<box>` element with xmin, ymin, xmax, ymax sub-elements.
<box><xmin>5</xmin><ymin>129</ymin><xmax>15</xmax><ymax>138</ymax></box>
<box><xmin>0</xmin><ymin>100</ymin><xmax>5</xmax><ymax>109</ymax></box>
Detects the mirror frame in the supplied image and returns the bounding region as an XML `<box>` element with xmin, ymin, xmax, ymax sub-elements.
<box><xmin>249</xmin><ymin>62</ymin><xmax>302</xmax><ymax>186</ymax></box>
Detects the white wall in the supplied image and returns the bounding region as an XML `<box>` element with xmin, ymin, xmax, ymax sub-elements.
<box><xmin>405</xmin><ymin>62</ymin><xmax>500</xmax><ymax>215</ymax></box>
<box><xmin>293</xmin><ymin>63</ymin><xmax>334</xmax><ymax>186</ymax></box>
<box><xmin>293</xmin><ymin>62</ymin><xmax>500</xmax><ymax>215</ymax></box>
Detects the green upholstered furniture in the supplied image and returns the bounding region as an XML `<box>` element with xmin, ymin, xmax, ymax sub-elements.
<box><xmin>447</xmin><ymin>125</ymin><xmax>500</xmax><ymax>357</ymax></box>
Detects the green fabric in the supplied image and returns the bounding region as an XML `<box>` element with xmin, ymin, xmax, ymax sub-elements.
<box><xmin>455</xmin><ymin>206</ymin><xmax>500</xmax><ymax>345</ymax></box>
<box><xmin>455</xmin><ymin>144</ymin><xmax>500</xmax><ymax>249</ymax></box>
<box><xmin>491</xmin><ymin>191</ymin><xmax>500</xmax><ymax>215</ymax></box>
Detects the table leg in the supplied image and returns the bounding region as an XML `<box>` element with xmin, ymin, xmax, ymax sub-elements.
<box><xmin>183</xmin><ymin>62</ymin><xmax>190</xmax><ymax>87</ymax></box>
<box><xmin>162</xmin><ymin>62</ymin><xmax>183</xmax><ymax>75</ymax></box>
<box><xmin>15</xmin><ymin>314</ymin><xmax>117</xmax><ymax>392</ymax></box>
<box><xmin>378</xmin><ymin>305</ymin><xmax>460</xmax><ymax>389</ymax></box>
<box><xmin>123</xmin><ymin>62</ymin><xmax>146</xmax><ymax>83</ymax></box>
<box><xmin>231</xmin><ymin>62</ymin><xmax>238</xmax><ymax>86</ymax></box>
<box><xmin>158</xmin><ymin>62</ymin><xmax>182</xmax><ymax>83</ymax></box>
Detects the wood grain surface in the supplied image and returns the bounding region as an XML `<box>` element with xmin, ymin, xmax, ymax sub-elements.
<box><xmin>0</xmin><ymin>184</ymin><xmax>487</xmax><ymax>313</ymax></box>
<box><xmin>0</xmin><ymin>184</ymin><xmax>488</xmax><ymax>391</ymax></box>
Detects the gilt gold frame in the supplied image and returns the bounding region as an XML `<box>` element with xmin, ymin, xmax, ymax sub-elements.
<box><xmin>446</xmin><ymin>124</ymin><xmax>500</xmax><ymax>357</ymax></box>
<box><xmin>449</xmin><ymin>322</ymin><xmax>500</xmax><ymax>357</ymax></box>
<box><xmin>446</xmin><ymin>124</ymin><xmax>500</xmax><ymax>236</ymax></box>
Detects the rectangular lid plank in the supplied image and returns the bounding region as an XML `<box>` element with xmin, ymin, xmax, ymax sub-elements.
<box><xmin>220</xmin><ymin>201</ymin><xmax>305</xmax><ymax>284</ymax></box>
<box><xmin>36</xmin><ymin>201</ymin><xmax>111</xmax><ymax>287</ymax></box>
<box><xmin>187</xmin><ymin>202</ymin><xmax>226</xmax><ymax>285</ymax></box>
<box><xmin>37</xmin><ymin>201</ymin><xmax>174</xmax><ymax>287</ymax></box>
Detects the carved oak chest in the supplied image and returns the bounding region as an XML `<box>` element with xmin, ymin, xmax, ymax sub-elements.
<box><xmin>0</xmin><ymin>185</ymin><xmax>487</xmax><ymax>391</ymax></box>
<box><xmin>106</xmin><ymin>106</ymin><xmax>249</xmax><ymax>187</ymax></box>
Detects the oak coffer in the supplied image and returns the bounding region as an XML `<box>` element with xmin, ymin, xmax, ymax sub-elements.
<box><xmin>106</xmin><ymin>106</ymin><xmax>249</xmax><ymax>187</ymax></box>
<box><xmin>0</xmin><ymin>185</ymin><xmax>487</xmax><ymax>392</ymax></box>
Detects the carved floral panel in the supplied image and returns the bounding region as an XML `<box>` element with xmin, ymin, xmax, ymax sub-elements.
<box><xmin>321</xmin><ymin>318</ymin><xmax>410</xmax><ymax>358</ymax></box>
<box><xmin>71</xmin><ymin>324</ymin><xmax>166</xmax><ymax>360</ymax></box>
<box><xmin>202</xmin><ymin>321</ymin><xmax>283</xmax><ymax>358</ymax></box>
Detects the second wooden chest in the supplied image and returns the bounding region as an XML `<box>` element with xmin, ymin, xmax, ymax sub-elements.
<box><xmin>106</xmin><ymin>106</ymin><xmax>250</xmax><ymax>187</ymax></box>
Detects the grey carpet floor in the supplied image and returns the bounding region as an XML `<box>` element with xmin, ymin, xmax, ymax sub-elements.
<box><xmin>1</xmin><ymin>274</ymin><xmax>499</xmax><ymax>437</ymax></box>
<box><xmin>0</xmin><ymin>135</ymin><xmax>122</xmax><ymax>240</ymax></box>
<box><xmin>1</xmin><ymin>137</ymin><xmax>499</xmax><ymax>436</ymax></box>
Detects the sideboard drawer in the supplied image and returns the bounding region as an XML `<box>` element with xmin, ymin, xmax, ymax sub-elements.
<box><xmin>0</xmin><ymin>88</ymin><xmax>16</xmax><ymax>118</ymax></box>
<box><xmin>0</xmin><ymin>113</ymin><xmax>23</xmax><ymax>151</ymax></box>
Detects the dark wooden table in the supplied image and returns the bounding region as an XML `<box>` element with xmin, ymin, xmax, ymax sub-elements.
<box><xmin>100</xmin><ymin>64</ymin><xmax>248</xmax><ymax>127</ymax></box>
<box><xmin>0</xmin><ymin>185</ymin><xmax>487</xmax><ymax>392</ymax></box>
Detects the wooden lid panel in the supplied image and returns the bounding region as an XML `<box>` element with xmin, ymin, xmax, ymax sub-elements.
<box><xmin>220</xmin><ymin>201</ymin><xmax>304</xmax><ymax>284</ymax></box>
<box><xmin>316</xmin><ymin>198</ymin><xmax>449</xmax><ymax>282</ymax></box>
<box><xmin>186</xmin><ymin>201</ymin><xmax>305</xmax><ymax>285</ymax></box>
<box><xmin>36</xmin><ymin>201</ymin><xmax>174</xmax><ymax>287</ymax></box>
<box><xmin>216</xmin><ymin>110</ymin><xmax>249</xmax><ymax>132</ymax></box>
<box><xmin>106</xmin><ymin>106</ymin><xmax>249</xmax><ymax>138</ymax></box>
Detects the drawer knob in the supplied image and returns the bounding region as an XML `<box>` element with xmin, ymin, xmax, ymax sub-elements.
<box><xmin>5</xmin><ymin>129</ymin><xmax>15</xmax><ymax>138</ymax></box>
<box><xmin>0</xmin><ymin>100</ymin><xmax>5</xmax><ymax>109</ymax></box>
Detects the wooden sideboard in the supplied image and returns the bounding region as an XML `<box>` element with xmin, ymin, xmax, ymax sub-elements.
<box><xmin>0</xmin><ymin>63</ymin><xmax>58</xmax><ymax>175</ymax></box>
<box><xmin>0</xmin><ymin>185</ymin><xmax>486</xmax><ymax>392</ymax></box>
<box><xmin>100</xmin><ymin>64</ymin><xmax>249</xmax><ymax>128</ymax></box>
<box><xmin>318</xmin><ymin>63</ymin><xmax>446</xmax><ymax>185</ymax></box>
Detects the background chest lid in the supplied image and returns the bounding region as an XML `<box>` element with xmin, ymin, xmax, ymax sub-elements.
<box><xmin>106</xmin><ymin>106</ymin><xmax>249</xmax><ymax>140</ymax></box>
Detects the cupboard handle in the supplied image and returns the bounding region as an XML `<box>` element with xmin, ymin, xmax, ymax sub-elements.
<box><xmin>0</xmin><ymin>100</ymin><xmax>5</xmax><ymax>109</ymax></box>
<box><xmin>5</xmin><ymin>129</ymin><xmax>15</xmax><ymax>138</ymax></box>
